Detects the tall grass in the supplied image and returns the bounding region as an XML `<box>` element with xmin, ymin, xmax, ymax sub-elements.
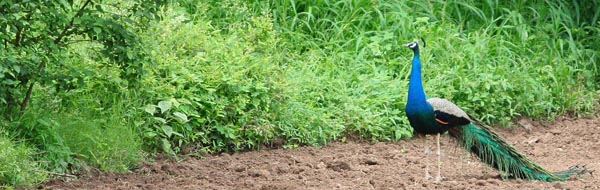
<box><xmin>11</xmin><ymin>86</ymin><xmax>143</xmax><ymax>174</ymax></box>
<box><xmin>0</xmin><ymin>133</ymin><xmax>47</xmax><ymax>186</ymax></box>
<box><xmin>249</xmin><ymin>0</ymin><xmax>599</xmax><ymax>124</ymax></box>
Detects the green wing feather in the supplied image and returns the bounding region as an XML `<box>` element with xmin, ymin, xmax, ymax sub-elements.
<box><xmin>448</xmin><ymin>118</ymin><xmax>588</xmax><ymax>181</ymax></box>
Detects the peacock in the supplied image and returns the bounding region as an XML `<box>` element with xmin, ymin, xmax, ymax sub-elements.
<box><xmin>404</xmin><ymin>41</ymin><xmax>588</xmax><ymax>182</ymax></box>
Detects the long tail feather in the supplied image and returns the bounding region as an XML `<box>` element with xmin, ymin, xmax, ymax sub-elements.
<box><xmin>448</xmin><ymin>118</ymin><xmax>589</xmax><ymax>181</ymax></box>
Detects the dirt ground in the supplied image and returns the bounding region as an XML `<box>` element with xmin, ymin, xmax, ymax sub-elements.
<box><xmin>42</xmin><ymin>115</ymin><xmax>599</xmax><ymax>190</ymax></box>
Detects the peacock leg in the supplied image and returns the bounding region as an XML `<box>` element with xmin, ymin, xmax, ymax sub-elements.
<box><xmin>435</xmin><ymin>133</ymin><xmax>443</xmax><ymax>182</ymax></box>
<box><xmin>425</xmin><ymin>135</ymin><xmax>433</xmax><ymax>180</ymax></box>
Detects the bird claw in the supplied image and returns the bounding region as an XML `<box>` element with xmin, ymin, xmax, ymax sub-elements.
<box><xmin>425</xmin><ymin>174</ymin><xmax>444</xmax><ymax>182</ymax></box>
<box><xmin>425</xmin><ymin>173</ymin><xmax>434</xmax><ymax>180</ymax></box>
<box><xmin>435</xmin><ymin>176</ymin><xmax>445</xmax><ymax>182</ymax></box>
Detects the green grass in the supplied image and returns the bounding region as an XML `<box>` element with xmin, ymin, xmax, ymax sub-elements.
<box><xmin>1</xmin><ymin>0</ymin><xmax>599</xmax><ymax>187</ymax></box>
<box><xmin>11</xmin><ymin>85</ymin><xmax>143</xmax><ymax>174</ymax></box>
<box><xmin>0</xmin><ymin>133</ymin><xmax>47</xmax><ymax>186</ymax></box>
<box><xmin>51</xmin><ymin>113</ymin><xmax>141</xmax><ymax>172</ymax></box>
<box><xmin>257</xmin><ymin>0</ymin><xmax>599</xmax><ymax>125</ymax></box>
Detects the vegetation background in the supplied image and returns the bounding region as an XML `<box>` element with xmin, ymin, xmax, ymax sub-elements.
<box><xmin>0</xmin><ymin>0</ymin><xmax>598</xmax><ymax>187</ymax></box>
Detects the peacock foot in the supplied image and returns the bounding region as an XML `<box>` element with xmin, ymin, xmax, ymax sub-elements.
<box><xmin>425</xmin><ymin>173</ymin><xmax>434</xmax><ymax>180</ymax></box>
<box><xmin>434</xmin><ymin>176</ymin><xmax>445</xmax><ymax>182</ymax></box>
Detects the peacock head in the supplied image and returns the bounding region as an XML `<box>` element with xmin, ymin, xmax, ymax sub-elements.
<box><xmin>404</xmin><ymin>41</ymin><xmax>419</xmax><ymax>50</ymax></box>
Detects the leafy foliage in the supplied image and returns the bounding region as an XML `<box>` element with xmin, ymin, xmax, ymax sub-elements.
<box><xmin>0</xmin><ymin>0</ymin><xmax>153</xmax><ymax>118</ymax></box>
<box><xmin>136</xmin><ymin>7</ymin><xmax>285</xmax><ymax>153</ymax></box>
<box><xmin>0</xmin><ymin>0</ymin><xmax>157</xmax><ymax>186</ymax></box>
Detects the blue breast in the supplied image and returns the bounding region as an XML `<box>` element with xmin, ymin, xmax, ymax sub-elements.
<box><xmin>406</xmin><ymin>102</ymin><xmax>448</xmax><ymax>134</ymax></box>
<box><xmin>405</xmin><ymin>44</ymin><xmax>450</xmax><ymax>135</ymax></box>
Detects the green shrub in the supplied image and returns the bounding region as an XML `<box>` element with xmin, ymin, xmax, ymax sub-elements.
<box><xmin>136</xmin><ymin>5</ymin><xmax>286</xmax><ymax>153</ymax></box>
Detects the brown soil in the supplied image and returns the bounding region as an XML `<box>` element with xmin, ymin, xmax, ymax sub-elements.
<box><xmin>42</xmin><ymin>116</ymin><xmax>599</xmax><ymax>190</ymax></box>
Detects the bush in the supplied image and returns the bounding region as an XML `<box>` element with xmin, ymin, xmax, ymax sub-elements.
<box><xmin>136</xmin><ymin>5</ymin><xmax>287</xmax><ymax>153</ymax></box>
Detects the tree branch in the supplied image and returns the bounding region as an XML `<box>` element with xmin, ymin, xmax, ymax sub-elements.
<box><xmin>14</xmin><ymin>5</ymin><xmax>37</xmax><ymax>47</ymax></box>
<box><xmin>20</xmin><ymin>0</ymin><xmax>93</xmax><ymax>112</ymax></box>
<box><xmin>20</xmin><ymin>81</ymin><xmax>35</xmax><ymax>112</ymax></box>
<box><xmin>15</xmin><ymin>25</ymin><xmax>22</xmax><ymax>46</ymax></box>
<box><xmin>54</xmin><ymin>0</ymin><xmax>93</xmax><ymax>45</ymax></box>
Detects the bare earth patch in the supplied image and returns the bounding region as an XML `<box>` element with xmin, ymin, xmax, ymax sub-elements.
<box><xmin>42</xmin><ymin>116</ymin><xmax>599</xmax><ymax>190</ymax></box>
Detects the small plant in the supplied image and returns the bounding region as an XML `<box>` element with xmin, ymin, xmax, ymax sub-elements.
<box><xmin>142</xmin><ymin>98</ymin><xmax>191</xmax><ymax>156</ymax></box>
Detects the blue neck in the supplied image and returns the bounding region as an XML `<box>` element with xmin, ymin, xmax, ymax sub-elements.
<box><xmin>408</xmin><ymin>49</ymin><xmax>427</xmax><ymax>104</ymax></box>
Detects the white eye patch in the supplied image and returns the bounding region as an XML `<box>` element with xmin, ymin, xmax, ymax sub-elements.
<box><xmin>408</xmin><ymin>42</ymin><xmax>417</xmax><ymax>48</ymax></box>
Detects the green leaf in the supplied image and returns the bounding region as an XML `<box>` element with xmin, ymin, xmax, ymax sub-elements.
<box><xmin>93</xmin><ymin>27</ymin><xmax>102</xmax><ymax>34</ymax></box>
<box><xmin>161</xmin><ymin>138</ymin><xmax>175</xmax><ymax>156</ymax></box>
<box><xmin>13</xmin><ymin>65</ymin><xmax>20</xmax><ymax>74</ymax></box>
<box><xmin>134</xmin><ymin>120</ymin><xmax>145</xmax><ymax>127</ymax></box>
<box><xmin>73</xmin><ymin>17</ymin><xmax>81</xmax><ymax>25</ymax></box>
<box><xmin>157</xmin><ymin>100</ymin><xmax>172</xmax><ymax>113</ymax></box>
<box><xmin>153</xmin><ymin>117</ymin><xmax>167</xmax><ymax>124</ymax></box>
<box><xmin>145</xmin><ymin>131</ymin><xmax>157</xmax><ymax>138</ymax></box>
<box><xmin>172</xmin><ymin>112</ymin><xmax>188</xmax><ymax>123</ymax></box>
<box><xmin>144</xmin><ymin>105</ymin><xmax>156</xmax><ymax>115</ymax></box>
<box><xmin>2</xmin><ymin>79</ymin><xmax>19</xmax><ymax>85</ymax></box>
<box><xmin>416</xmin><ymin>17</ymin><xmax>430</xmax><ymax>23</ymax></box>
<box><xmin>162</xmin><ymin>125</ymin><xmax>174</xmax><ymax>138</ymax></box>
<box><xmin>36</xmin><ymin>119</ymin><xmax>53</xmax><ymax>127</ymax></box>
<box><xmin>58</xmin><ymin>0</ymin><xmax>69</xmax><ymax>8</ymax></box>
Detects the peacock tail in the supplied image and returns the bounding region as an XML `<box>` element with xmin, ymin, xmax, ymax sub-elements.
<box><xmin>448</xmin><ymin>117</ymin><xmax>588</xmax><ymax>182</ymax></box>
